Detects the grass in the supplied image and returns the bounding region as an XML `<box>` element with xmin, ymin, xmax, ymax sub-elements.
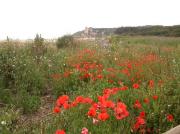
<box><xmin>0</xmin><ymin>36</ymin><xmax>180</xmax><ymax>134</ymax></box>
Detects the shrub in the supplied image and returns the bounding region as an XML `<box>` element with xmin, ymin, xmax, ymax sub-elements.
<box><xmin>56</xmin><ymin>35</ymin><xmax>75</xmax><ymax>48</ymax></box>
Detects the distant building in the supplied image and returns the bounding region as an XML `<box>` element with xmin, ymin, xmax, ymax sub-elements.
<box><xmin>82</xmin><ymin>27</ymin><xmax>96</xmax><ymax>38</ymax></box>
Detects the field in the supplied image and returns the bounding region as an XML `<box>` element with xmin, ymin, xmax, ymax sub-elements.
<box><xmin>0</xmin><ymin>36</ymin><xmax>180</xmax><ymax>134</ymax></box>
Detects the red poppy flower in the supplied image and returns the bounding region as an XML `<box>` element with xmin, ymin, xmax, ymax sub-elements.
<box><xmin>70</xmin><ymin>101</ymin><xmax>78</xmax><ymax>107</ymax></box>
<box><xmin>149</xmin><ymin>80</ymin><xmax>154</xmax><ymax>89</ymax></box>
<box><xmin>127</xmin><ymin>63</ymin><xmax>132</xmax><ymax>69</ymax></box>
<box><xmin>103</xmin><ymin>88</ymin><xmax>112</xmax><ymax>96</ymax></box>
<box><xmin>112</xmin><ymin>87</ymin><xmax>119</xmax><ymax>94</ymax></box>
<box><xmin>133</xmin><ymin>114</ymin><xmax>146</xmax><ymax>130</ymax></box>
<box><xmin>108</xmin><ymin>79</ymin><xmax>114</xmax><ymax>83</ymax></box>
<box><xmin>152</xmin><ymin>95</ymin><xmax>158</xmax><ymax>100</ymax></box>
<box><xmin>139</xmin><ymin>111</ymin><xmax>145</xmax><ymax>118</ymax></box>
<box><xmin>87</xmin><ymin>107</ymin><xmax>96</xmax><ymax>117</ymax></box>
<box><xmin>63</xmin><ymin>71</ymin><xmax>71</xmax><ymax>78</ymax></box>
<box><xmin>97</xmin><ymin>74</ymin><xmax>103</xmax><ymax>79</ymax></box>
<box><xmin>134</xmin><ymin>100</ymin><xmax>142</xmax><ymax>109</ymax></box>
<box><xmin>133</xmin><ymin>122</ymin><xmax>140</xmax><ymax>130</ymax></box>
<box><xmin>84</xmin><ymin>97</ymin><xmax>93</xmax><ymax>104</ymax></box>
<box><xmin>137</xmin><ymin>117</ymin><xmax>145</xmax><ymax>125</ymax></box>
<box><xmin>143</xmin><ymin>98</ymin><xmax>149</xmax><ymax>104</ymax></box>
<box><xmin>105</xmin><ymin>100</ymin><xmax>115</xmax><ymax>108</ymax></box>
<box><xmin>56</xmin><ymin>95</ymin><xmax>69</xmax><ymax>106</ymax></box>
<box><xmin>119</xmin><ymin>86</ymin><xmax>128</xmax><ymax>91</ymax></box>
<box><xmin>75</xmin><ymin>96</ymin><xmax>84</xmax><ymax>103</ymax></box>
<box><xmin>167</xmin><ymin>114</ymin><xmax>174</xmax><ymax>122</ymax></box>
<box><xmin>55</xmin><ymin>130</ymin><xmax>65</xmax><ymax>134</ymax></box>
<box><xmin>98</xmin><ymin>112</ymin><xmax>109</xmax><ymax>121</ymax></box>
<box><xmin>134</xmin><ymin>117</ymin><xmax>145</xmax><ymax>130</ymax></box>
<box><xmin>133</xmin><ymin>83</ymin><xmax>140</xmax><ymax>89</ymax></box>
<box><xmin>114</xmin><ymin>102</ymin><xmax>129</xmax><ymax>120</ymax></box>
<box><xmin>121</xmin><ymin>69</ymin><xmax>130</xmax><ymax>76</ymax></box>
<box><xmin>114</xmin><ymin>109</ymin><xmax>129</xmax><ymax>120</ymax></box>
<box><xmin>98</xmin><ymin>96</ymin><xmax>106</xmax><ymax>103</ymax></box>
<box><xmin>83</xmin><ymin>73</ymin><xmax>91</xmax><ymax>79</ymax></box>
<box><xmin>63</xmin><ymin>102</ymin><xmax>70</xmax><ymax>109</ymax></box>
<box><xmin>53</xmin><ymin>106</ymin><xmax>61</xmax><ymax>113</ymax></box>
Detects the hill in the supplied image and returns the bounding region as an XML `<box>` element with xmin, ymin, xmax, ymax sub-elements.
<box><xmin>73</xmin><ymin>25</ymin><xmax>180</xmax><ymax>37</ymax></box>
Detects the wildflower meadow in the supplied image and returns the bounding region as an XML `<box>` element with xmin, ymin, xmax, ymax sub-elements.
<box><xmin>0</xmin><ymin>36</ymin><xmax>180</xmax><ymax>134</ymax></box>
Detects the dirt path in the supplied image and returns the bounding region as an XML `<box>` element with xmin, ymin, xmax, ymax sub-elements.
<box><xmin>16</xmin><ymin>95</ymin><xmax>54</xmax><ymax>129</ymax></box>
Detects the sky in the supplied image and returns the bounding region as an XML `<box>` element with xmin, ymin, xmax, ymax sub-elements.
<box><xmin>0</xmin><ymin>0</ymin><xmax>180</xmax><ymax>39</ymax></box>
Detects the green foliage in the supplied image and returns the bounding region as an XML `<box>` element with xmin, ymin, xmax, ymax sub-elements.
<box><xmin>0</xmin><ymin>106</ymin><xmax>20</xmax><ymax>133</ymax></box>
<box><xmin>21</xmin><ymin>95</ymin><xmax>41</xmax><ymax>114</ymax></box>
<box><xmin>32</xmin><ymin>34</ymin><xmax>47</xmax><ymax>63</ymax></box>
<box><xmin>56</xmin><ymin>35</ymin><xmax>75</xmax><ymax>48</ymax></box>
<box><xmin>114</xmin><ymin>25</ymin><xmax>180</xmax><ymax>37</ymax></box>
<box><xmin>0</xmin><ymin>45</ymin><xmax>16</xmax><ymax>88</ymax></box>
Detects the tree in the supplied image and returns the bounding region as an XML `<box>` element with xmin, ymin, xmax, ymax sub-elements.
<box><xmin>56</xmin><ymin>35</ymin><xmax>74</xmax><ymax>48</ymax></box>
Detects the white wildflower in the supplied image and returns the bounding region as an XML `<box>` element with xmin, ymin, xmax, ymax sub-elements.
<box><xmin>1</xmin><ymin>121</ymin><xmax>6</xmax><ymax>125</ymax></box>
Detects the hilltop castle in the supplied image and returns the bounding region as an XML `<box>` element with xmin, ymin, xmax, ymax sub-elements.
<box><xmin>81</xmin><ymin>27</ymin><xmax>97</xmax><ymax>38</ymax></box>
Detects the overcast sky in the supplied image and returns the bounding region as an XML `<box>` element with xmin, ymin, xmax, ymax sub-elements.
<box><xmin>0</xmin><ymin>0</ymin><xmax>180</xmax><ymax>39</ymax></box>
